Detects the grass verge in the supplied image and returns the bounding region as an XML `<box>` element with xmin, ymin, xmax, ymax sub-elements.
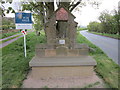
<box><xmin>77</xmin><ymin>32</ymin><xmax>120</xmax><ymax>88</ymax></box>
<box><xmin>89</xmin><ymin>31</ymin><xmax>120</xmax><ymax>39</ymax></box>
<box><xmin>83</xmin><ymin>81</ymin><xmax>100</xmax><ymax>88</ymax></box>
<box><xmin>1</xmin><ymin>32</ymin><xmax>20</xmax><ymax>39</ymax></box>
<box><xmin>2</xmin><ymin>32</ymin><xmax>46</xmax><ymax>88</ymax></box>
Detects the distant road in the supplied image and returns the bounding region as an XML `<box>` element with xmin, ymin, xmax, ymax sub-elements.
<box><xmin>80</xmin><ymin>30</ymin><xmax>119</xmax><ymax>65</ymax></box>
<box><xmin>0</xmin><ymin>33</ymin><xmax>21</xmax><ymax>41</ymax></box>
<box><xmin>0</xmin><ymin>35</ymin><xmax>23</xmax><ymax>48</ymax></box>
<box><xmin>0</xmin><ymin>30</ymin><xmax>34</xmax><ymax>48</ymax></box>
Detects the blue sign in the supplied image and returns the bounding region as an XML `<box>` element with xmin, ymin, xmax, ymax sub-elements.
<box><xmin>15</xmin><ymin>13</ymin><xmax>32</xmax><ymax>24</ymax></box>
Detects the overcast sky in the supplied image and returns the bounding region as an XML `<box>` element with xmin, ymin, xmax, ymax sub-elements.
<box><xmin>3</xmin><ymin>0</ymin><xmax>120</xmax><ymax>26</ymax></box>
<box><xmin>73</xmin><ymin>0</ymin><xmax>120</xmax><ymax>26</ymax></box>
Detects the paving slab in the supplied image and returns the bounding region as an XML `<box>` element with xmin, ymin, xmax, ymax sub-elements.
<box><xmin>22</xmin><ymin>71</ymin><xmax>106</xmax><ymax>88</ymax></box>
<box><xmin>29</xmin><ymin>56</ymin><xmax>97</xmax><ymax>67</ymax></box>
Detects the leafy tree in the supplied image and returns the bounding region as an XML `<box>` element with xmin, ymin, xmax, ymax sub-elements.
<box><xmin>99</xmin><ymin>10</ymin><xmax>119</xmax><ymax>34</ymax></box>
<box><xmin>88</xmin><ymin>9</ymin><xmax>119</xmax><ymax>34</ymax></box>
<box><xmin>33</xmin><ymin>14</ymin><xmax>43</xmax><ymax>36</ymax></box>
<box><xmin>2</xmin><ymin>0</ymin><xmax>101</xmax><ymax>36</ymax></box>
<box><xmin>87</xmin><ymin>21</ymin><xmax>101</xmax><ymax>32</ymax></box>
<box><xmin>0</xmin><ymin>5</ymin><xmax>5</xmax><ymax>17</ymax></box>
<box><xmin>113</xmin><ymin>9</ymin><xmax>120</xmax><ymax>34</ymax></box>
<box><xmin>2</xmin><ymin>17</ymin><xmax>15</xmax><ymax>30</ymax></box>
<box><xmin>99</xmin><ymin>11</ymin><xmax>115</xmax><ymax>34</ymax></box>
<box><xmin>21</xmin><ymin>1</ymin><xmax>83</xmax><ymax>36</ymax></box>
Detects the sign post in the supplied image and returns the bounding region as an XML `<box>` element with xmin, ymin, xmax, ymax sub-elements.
<box><xmin>21</xmin><ymin>30</ymin><xmax>27</xmax><ymax>57</ymax></box>
<box><xmin>15</xmin><ymin>12</ymin><xmax>32</xmax><ymax>58</ymax></box>
<box><xmin>24</xmin><ymin>33</ymin><xmax>27</xmax><ymax>57</ymax></box>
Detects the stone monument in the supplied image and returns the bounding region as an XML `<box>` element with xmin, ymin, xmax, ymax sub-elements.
<box><xmin>29</xmin><ymin>6</ymin><xmax>96</xmax><ymax>78</ymax></box>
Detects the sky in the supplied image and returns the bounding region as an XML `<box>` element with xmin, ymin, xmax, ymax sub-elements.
<box><xmin>2</xmin><ymin>0</ymin><xmax>120</xmax><ymax>26</ymax></box>
<box><xmin>73</xmin><ymin>0</ymin><xmax>120</xmax><ymax>26</ymax></box>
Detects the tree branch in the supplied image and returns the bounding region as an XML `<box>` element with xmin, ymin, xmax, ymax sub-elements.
<box><xmin>70</xmin><ymin>0</ymin><xmax>82</xmax><ymax>12</ymax></box>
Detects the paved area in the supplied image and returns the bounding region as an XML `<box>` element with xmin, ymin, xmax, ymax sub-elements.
<box><xmin>80</xmin><ymin>30</ymin><xmax>119</xmax><ymax>65</ymax></box>
<box><xmin>24</xmin><ymin>55</ymin><xmax>103</xmax><ymax>88</ymax></box>
<box><xmin>22</xmin><ymin>71</ymin><xmax>106</xmax><ymax>88</ymax></box>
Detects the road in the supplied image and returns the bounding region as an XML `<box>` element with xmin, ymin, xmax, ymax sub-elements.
<box><xmin>80</xmin><ymin>30</ymin><xmax>119</xmax><ymax>65</ymax></box>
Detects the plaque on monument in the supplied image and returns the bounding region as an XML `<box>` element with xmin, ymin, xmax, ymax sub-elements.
<box><xmin>59</xmin><ymin>40</ymin><xmax>65</xmax><ymax>44</ymax></box>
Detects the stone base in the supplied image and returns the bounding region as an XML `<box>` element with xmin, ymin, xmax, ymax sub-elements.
<box><xmin>30</xmin><ymin>66</ymin><xmax>94</xmax><ymax>79</ymax></box>
<box><xmin>29</xmin><ymin>56</ymin><xmax>96</xmax><ymax>78</ymax></box>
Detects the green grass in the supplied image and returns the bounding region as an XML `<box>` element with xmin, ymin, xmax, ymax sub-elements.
<box><xmin>2</xmin><ymin>31</ymin><xmax>119</xmax><ymax>88</ymax></box>
<box><xmin>83</xmin><ymin>81</ymin><xmax>100</xmax><ymax>88</ymax></box>
<box><xmin>77</xmin><ymin>32</ymin><xmax>120</xmax><ymax>88</ymax></box>
<box><xmin>2</xmin><ymin>32</ymin><xmax>46</xmax><ymax>88</ymax></box>
<box><xmin>43</xmin><ymin>86</ymin><xmax>49</xmax><ymax>88</ymax></box>
<box><xmin>1</xmin><ymin>31</ymin><xmax>20</xmax><ymax>39</ymax></box>
<box><xmin>89</xmin><ymin>31</ymin><xmax>120</xmax><ymax>39</ymax></box>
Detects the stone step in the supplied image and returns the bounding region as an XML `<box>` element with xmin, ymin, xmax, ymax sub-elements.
<box><xmin>29</xmin><ymin>56</ymin><xmax>96</xmax><ymax>78</ymax></box>
<box><xmin>29</xmin><ymin>56</ymin><xmax>96</xmax><ymax>67</ymax></box>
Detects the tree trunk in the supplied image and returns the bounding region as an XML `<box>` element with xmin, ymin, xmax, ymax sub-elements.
<box><xmin>46</xmin><ymin>2</ymin><xmax>54</xmax><ymax>21</ymax></box>
<box><xmin>44</xmin><ymin>2</ymin><xmax>54</xmax><ymax>39</ymax></box>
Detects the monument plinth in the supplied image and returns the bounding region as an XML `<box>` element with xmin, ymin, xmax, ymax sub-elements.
<box><xmin>29</xmin><ymin>7</ymin><xmax>96</xmax><ymax>78</ymax></box>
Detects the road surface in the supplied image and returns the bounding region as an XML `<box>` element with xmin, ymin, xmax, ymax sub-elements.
<box><xmin>80</xmin><ymin>30</ymin><xmax>119</xmax><ymax>65</ymax></box>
